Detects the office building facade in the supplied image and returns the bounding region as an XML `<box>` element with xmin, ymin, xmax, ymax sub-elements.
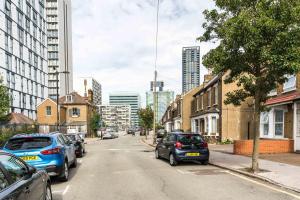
<box><xmin>182</xmin><ymin>46</ymin><xmax>200</xmax><ymax>93</ymax></box>
<box><xmin>146</xmin><ymin>81</ymin><xmax>174</xmax><ymax>123</ymax></box>
<box><xmin>0</xmin><ymin>0</ymin><xmax>48</xmax><ymax>119</ymax></box>
<box><xmin>46</xmin><ymin>0</ymin><xmax>73</xmax><ymax>100</ymax></box>
<box><xmin>109</xmin><ymin>92</ymin><xmax>141</xmax><ymax>127</ymax></box>
<box><xmin>98</xmin><ymin>105</ymin><xmax>131</xmax><ymax>131</ymax></box>
<box><xmin>74</xmin><ymin>77</ymin><xmax>102</xmax><ymax>105</ymax></box>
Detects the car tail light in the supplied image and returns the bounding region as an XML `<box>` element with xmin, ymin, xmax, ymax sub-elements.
<box><xmin>200</xmin><ymin>142</ymin><xmax>208</xmax><ymax>148</ymax></box>
<box><xmin>41</xmin><ymin>147</ymin><xmax>61</xmax><ymax>155</ymax></box>
<box><xmin>175</xmin><ymin>142</ymin><xmax>182</xmax><ymax>149</ymax></box>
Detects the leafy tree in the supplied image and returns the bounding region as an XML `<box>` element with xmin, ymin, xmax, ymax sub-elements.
<box><xmin>138</xmin><ymin>107</ymin><xmax>154</xmax><ymax>139</ymax></box>
<box><xmin>0</xmin><ymin>78</ymin><xmax>9</xmax><ymax>121</ymax></box>
<box><xmin>90</xmin><ymin>113</ymin><xmax>101</xmax><ymax>137</ymax></box>
<box><xmin>199</xmin><ymin>0</ymin><xmax>300</xmax><ymax>172</ymax></box>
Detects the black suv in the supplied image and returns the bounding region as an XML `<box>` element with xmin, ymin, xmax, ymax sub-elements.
<box><xmin>155</xmin><ymin>132</ymin><xmax>209</xmax><ymax>166</ymax></box>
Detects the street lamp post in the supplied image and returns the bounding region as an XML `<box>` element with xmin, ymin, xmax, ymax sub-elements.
<box><xmin>56</xmin><ymin>71</ymin><xmax>70</xmax><ymax>131</ymax></box>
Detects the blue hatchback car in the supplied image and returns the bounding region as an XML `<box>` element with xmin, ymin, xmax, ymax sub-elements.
<box><xmin>3</xmin><ymin>132</ymin><xmax>77</xmax><ymax>181</ymax></box>
<box><xmin>155</xmin><ymin>132</ymin><xmax>209</xmax><ymax>166</ymax></box>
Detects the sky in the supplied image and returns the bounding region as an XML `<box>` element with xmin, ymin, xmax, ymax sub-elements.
<box><xmin>72</xmin><ymin>0</ymin><xmax>218</xmax><ymax>106</ymax></box>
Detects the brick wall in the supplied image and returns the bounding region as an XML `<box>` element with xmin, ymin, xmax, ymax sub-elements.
<box><xmin>234</xmin><ymin>139</ymin><xmax>294</xmax><ymax>155</ymax></box>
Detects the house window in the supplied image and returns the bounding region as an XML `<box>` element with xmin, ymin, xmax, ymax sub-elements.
<box><xmin>214</xmin><ymin>85</ymin><xmax>218</xmax><ymax>105</ymax></box>
<box><xmin>70</xmin><ymin>108</ymin><xmax>80</xmax><ymax>117</ymax></box>
<box><xmin>66</xmin><ymin>95</ymin><xmax>73</xmax><ymax>102</ymax></box>
<box><xmin>211</xmin><ymin>117</ymin><xmax>217</xmax><ymax>133</ymax></box>
<box><xmin>201</xmin><ymin>95</ymin><xmax>203</xmax><ymax>109</ymax></box>
<box><xmin>261</xmin><ymin>112</ymin><xmax>269</xmax><ymax>136</ymax></box>
<box><xmin>274</xmin><ymin>110</ymin><xmax>284</xmax><ymax>137</ymax></box>
<box><xmin>283</xmin><ymin>75</ymin><xmax>296</xmax><ymax>92</ymax></box>
<box><xmin>208</xmin><ymin>90</ymin><xmax>211</xmax><ymax>107</ymax></box>
<box><xmin>46</xmin><ymin>106</ymin><xmax>51</xmax><ymax>116</ymax></box>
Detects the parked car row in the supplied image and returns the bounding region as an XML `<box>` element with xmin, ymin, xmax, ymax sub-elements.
<box><xmin>0</xmin><ymin>132</ymin><xmax>87</xmax><ymax>200</ymax></box>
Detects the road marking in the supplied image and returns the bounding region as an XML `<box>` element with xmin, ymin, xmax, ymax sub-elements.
<box><xmin>176</xmin><ymin>169</ymin><xmax>192</xmax><ymax>175</ymax></box>
<box><xmin>62</xmin><ymin>185</ymin><xmax>70</xmax><ymax>196</ymax></box>
<box><xmin>52</xmin><ymin>190</ymin><xmax>64</xmax><ymax>194</ymax></box>
<box><xmin>78</xmin><ymin>159</ymin><xmax>82</xmax><ymax>164</ymax></box>
<box><xmin>226</xmin><ymin>171</ymin><xmax>300</xmax><ymax>199</ymax></box>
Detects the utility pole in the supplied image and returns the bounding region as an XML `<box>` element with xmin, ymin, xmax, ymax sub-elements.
<box><xmin>56</xmin><ymin>71</ymin><xmax>70</xmax><ymax>132</ymax></box>
<box><xmin>153</xmin><ymin>70</ymin><xmax>157</xmax><ymax>144</ymax></box>
<box><xmin>153</xmin><ymin>0</ymin><xmax>160</xmax><ymax>144</ymax></box>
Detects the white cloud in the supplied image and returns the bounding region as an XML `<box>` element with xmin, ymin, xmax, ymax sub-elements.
<box><xmin>72</xmin><ymin>0</ymin><xmax>217</xmax><ymax>106</ymax></box>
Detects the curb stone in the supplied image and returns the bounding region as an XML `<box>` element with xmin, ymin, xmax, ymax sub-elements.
<box><xmin>140</xmin><ymin>138</ymin><xmax>300</xmax><ymax>194</ymax></box>
<box><xmin>209</xmin><ymin>162</ymin><xmax>300</xmax><ymax>194</ymax></box>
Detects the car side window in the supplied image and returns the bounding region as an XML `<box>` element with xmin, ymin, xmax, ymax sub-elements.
<box><xmin>0</xmin><ymin>169</ymin><xmax>9</xmax><ymax>191</ymax></box>
<box><xmin>169</xmin><ymin>135</ymin><xmax>176</xmax><ymax>142</ymax></box>
<box><xmin>0</xmin><ymin>155</ymin><xmax>27</xmax><ymax>182</ymax></box>
<box><xmin>61</xmin><ymin>134</ymin><xmax>70</xmax><ymax>144</ymax></box>
<box><xmin>56</xmin><ymin>136</ymin><xmax>65</xmax><ymax>145</ymax></box>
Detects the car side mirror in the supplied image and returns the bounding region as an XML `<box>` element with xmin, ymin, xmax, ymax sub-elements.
<box><xmin>25</xmin><ymin>166</ymin><xmax>36</xmax><ymax>179</ymax></box>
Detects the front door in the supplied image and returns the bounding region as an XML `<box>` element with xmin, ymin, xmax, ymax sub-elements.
<box><xmin>295</xmin><ymin>108</ymin><xmax>300</xmax><ymax>152</ymax></box>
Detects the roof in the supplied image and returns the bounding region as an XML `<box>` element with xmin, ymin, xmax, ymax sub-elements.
<box><xmin>193</xmin><ymin>75</ymin><xmax>222</xmax><ymax>97</ymax></box>
<box><xmin>59</xmin><ymin>92</ymin><xmax>91</xmax><ymax>105</ymax></box>
<box><xmin>265</xmin><ymin>91</ymin><xmax>300</xmax><ymax>106</ymax></box>
<box><xmin>11</xmin><ymin>132</ymin><xmax>60</xmax><ymax>138</ymax></box>
<box><xmin>5</xmin><ymin>113</ymin><xmax>35</xmax><ymax>125</ymax></box>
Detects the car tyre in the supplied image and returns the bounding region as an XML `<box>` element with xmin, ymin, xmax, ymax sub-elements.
<box><xmin>79</xmin><ymin>148</ymin><xmax>84</xmax><ymax>158</ymax></box>
<box><xmin>45</xmin><ymin>183</ymin><xmax>52</xmax><ymax>200</ymax></box>
<box><xmin>71</xmin><ymin>157</ymin><xmax>77</xmax><ymax>168</ymax></box>
<box><xmin>169</xmin><ymin>153</ymin><xmax>178</xmax><ymax>166</ymax></box>
<box><xmin>155</xmin><ymin>149</ymin><xmax>160</xmax><ymax>159</ymax></box>
<box><xmin>201</xmin><ymin>160</ymin><xmax>209</xmax><ymax>165</ymax></box>
<box><xmin>60</xmin><ymin>162</ymin><xmax>69</xmax><ymax>182</ymax></box>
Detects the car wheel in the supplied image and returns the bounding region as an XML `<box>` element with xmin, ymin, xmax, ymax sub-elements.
<box><xmin>45</xmin><ymin>183</ymin><xmax>52</xmax><ymax>200</ymax></box>
<box><xmin>79</xmin><ymin>148</ymin><xmax>84</xmax><ymax>157</ymax></box>
<box><xmin>201</xmin><ymin>160</ymin><xmax>209</xmax><ymax>165</ymax></box>
<box><xmin>155</xmin><ymin>149</ymin><xmax>160</xmax><ymax>159</ymax></box>
<box><xmin>60</xmin><ymin>162</ymin><xmax>69</xmax><ymax>182</ymax></box>
<box><xmin>71</xmin><ymin>157</ymin><xmax>77</xmax><ymax>168</ymax></box>
<box><xmin>169</xmin><ymin>154</ymin><xmax>178</xmax><ymax>166</ymax></box>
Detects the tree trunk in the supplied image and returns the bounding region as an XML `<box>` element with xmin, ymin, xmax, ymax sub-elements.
<box><xmin>251</xmin><ymin>92</ymin><xmax>261</xmax><ymax>173</ymax></box>
<box><xmin>145</xmin><ymin>129</ymin><xmax>148</xmax><ymax>140</ymax></box>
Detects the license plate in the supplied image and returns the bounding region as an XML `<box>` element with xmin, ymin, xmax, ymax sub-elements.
<box><xmin>20</xmin><ymin>156</ymin><xmax>38</xmax><ymax>161</ymax></box>
<box><xmin>185</xmin><ymin>153</ymin><xmax>200</xmax><ymax>156</ymax></box>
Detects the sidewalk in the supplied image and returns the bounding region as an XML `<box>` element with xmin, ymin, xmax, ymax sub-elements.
<box><xmin>141</xmin><ymin>135</ymin><xmax>300</xmax><ymax>193</ymax></box>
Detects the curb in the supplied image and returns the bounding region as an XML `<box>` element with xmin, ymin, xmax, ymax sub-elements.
<box><xmin>140</xmin><ymin>138</ymin><xmax>156</xmax><ymax>148</ymax></box>
<box><xmin>140</xmin><ymin>138</ymin><xmax>300</xmax><ymax>194</ymax></box>
<box><xmin>209</xmin><ymin>162</ymin><xmax>300</xmax><ymax>194</ymax></box>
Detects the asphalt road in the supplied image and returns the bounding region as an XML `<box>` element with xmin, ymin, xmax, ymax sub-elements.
<box><xmin>51</xmin><ymin>134</ymin><xmax>300</xmax><ymax>200</ymax></box>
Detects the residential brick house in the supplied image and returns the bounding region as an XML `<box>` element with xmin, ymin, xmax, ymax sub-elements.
<box><xmin>37</xmin><ymin>91</ymin><xmax>96</xmax><ymax>136</ymax></box>
<box><xmin>190</xmin><ymin>73</ymin><xmax>254</xmax><ymax>142</ymax></box>
<box><xmin>260</xmin><ymin>74</ymin><xmax>300</xmax><ymax>152</ymax></box>
<box><xmin>161</xmin><ymin>95</ymin><xmax>182</xmax><ymax>132</ymax></box>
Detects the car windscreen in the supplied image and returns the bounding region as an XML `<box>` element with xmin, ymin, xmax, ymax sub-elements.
<box><xmin>5</xmin><ymin>137</ymin><xmax>52</xmax><ymax>150</ymax></box>
<box><xmin>177</xmin><ymin>134</ymin><xmax>204</xmax><ymax>145</ymax></box>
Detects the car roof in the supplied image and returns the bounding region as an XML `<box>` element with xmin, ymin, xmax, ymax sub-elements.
<box><xmin>169</xmin><ymin>132</ymin><xmax>199</xmax><ymax>135</ymax></box>
<box><xmin>11</xmin><ymin>132</ymin><xmax>61</xmax><ymax>139</ymax></box>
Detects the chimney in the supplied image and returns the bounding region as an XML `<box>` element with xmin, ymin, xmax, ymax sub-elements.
<box><xmin>203</xmin><ymin>74</ymin><xmax>214</xmax><ymax>84</ymax></box>
<box><xmin>88</xmin><ymin>89</ymin><xmax>93</xmax><ymax>103</ymax></box>
<box><xmin>84</xmin><ymin>79</ymin><xmax>87</xmax><ymax>97</ymax></box>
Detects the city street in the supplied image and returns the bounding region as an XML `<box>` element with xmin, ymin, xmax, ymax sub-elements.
<box><xmin>51</xmin><ymin>134</ymin><xmax>300</xmax><ymax>200</ymax></box>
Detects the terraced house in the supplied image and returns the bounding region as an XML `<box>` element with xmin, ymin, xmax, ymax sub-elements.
<box><xmin>190</xmin><ymin>73</ymin><xmax>254</xmax><ymax>142</ymax></box>
<box><xmin>261</xmin><ymin>74</ymin><xmax>300</xmax><ymax>152</ymax></box>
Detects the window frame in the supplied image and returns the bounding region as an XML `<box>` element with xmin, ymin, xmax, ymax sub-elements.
<box><xmin>274</xmin><ymin>109</ymin><xmax>284</xmax><ymax>138</ymax></box>
<box><xmin>283</xmin><ymin>75</ymin><xmax>296</xmax><ymax>92</ymax></box>
<box><xmin>46</xmin><ymin>106</ymin><xmax>51</xmax><ymax>116</ymax></box>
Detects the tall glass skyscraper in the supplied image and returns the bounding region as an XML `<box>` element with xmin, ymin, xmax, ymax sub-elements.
<box><xmin>109</xmin><ymin>92</ymin><xmax>141</xmax><ymax>127</ymax></box>
<box><xmin>0</xmin><ymin>0</ymin><xmax>48</xmax><ymax>119</ymax></box>
<box><xmin>46</xmin><ymin>0</ymin><xmax>73</xmax><ymax>100</ymax></box>
<box><xmin>182</xmin><ymin>46</ymin><xmax>200</xmax><ymax>94</ymax></box>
